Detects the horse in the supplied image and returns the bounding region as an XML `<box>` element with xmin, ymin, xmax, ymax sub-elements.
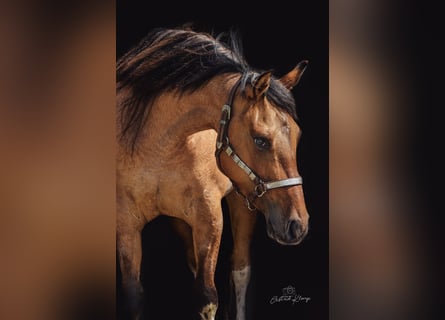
<box><xmin>116</xmin><ymin>27</ymin><xmax>310</xmax><ymax>320</ymax></box>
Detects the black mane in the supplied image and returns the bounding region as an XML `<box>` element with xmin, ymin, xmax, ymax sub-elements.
<box><xmin>117</xmin><ymin>27</ymin><xmax>297</xmax><ymax>152</ymax></box>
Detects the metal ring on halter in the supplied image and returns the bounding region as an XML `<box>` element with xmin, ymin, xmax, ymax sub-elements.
<box><xmin>245</xmin><ymin>197</ymin><xmax>256</xmax><ymax>211</ymax></box>
<box><xmin>254</xmin><ymin>183</ymin><xmax>267</xmax><ymax>198</ymax></box>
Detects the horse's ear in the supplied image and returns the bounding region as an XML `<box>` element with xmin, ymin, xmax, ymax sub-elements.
<box><xmin>246</xmin><ymin>71</ymin><xmax>272</xmax><ymax>99</ymax></box>
<box><xmin>280</xmin><ymin>60</ymin><xmax>308</xmax><ymax>90</ymax></box>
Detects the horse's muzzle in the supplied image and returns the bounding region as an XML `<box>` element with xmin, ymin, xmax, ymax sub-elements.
<box><xmin>266</xmin><ymin>217</ymin><xmax>308</xmax><ymax>245</ymax></box>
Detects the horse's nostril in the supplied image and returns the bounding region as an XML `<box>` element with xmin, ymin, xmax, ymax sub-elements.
<box><xmin>288</xmin><ymin>220</ymin><xmax>302</xmax><ymax>240</ymax></box>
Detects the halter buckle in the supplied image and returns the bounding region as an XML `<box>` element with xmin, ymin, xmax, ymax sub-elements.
<box><xmin>221</xmin><ymin>104</ymin><xmax>231</xmax><ymax>119</ymax></box>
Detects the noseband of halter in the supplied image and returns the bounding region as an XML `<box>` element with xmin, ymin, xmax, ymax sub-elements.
<box><xmin>215</xmin><ymin>77</ymin><xmax>303</xmax><ymax>211</ymax></box>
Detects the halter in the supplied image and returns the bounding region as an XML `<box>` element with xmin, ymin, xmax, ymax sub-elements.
<box><xmin>215</xmin><ymin>77</ymin><xmax>303</xmax><ymax>211</ymax></box>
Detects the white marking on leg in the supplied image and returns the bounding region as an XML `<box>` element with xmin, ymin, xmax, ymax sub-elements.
<box><xmin>189</xmin><ymin>265</ymin><xmax>197</xmax><ymax>279</ymax></box>
<box><xmin>232</xmin><ymin>265</ymin><xmax>251</xmax><ymax>320</ymax></box>
<box><xmin>199</xmin><ymin>303</ymin><xmax>217</xmax><ymax>320</ymax></box>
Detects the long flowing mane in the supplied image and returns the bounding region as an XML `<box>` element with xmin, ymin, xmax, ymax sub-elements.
<box><xmin>117</xmin><ymin>27</ymin><xmax>297</xmax><ymax>153</ymax></box>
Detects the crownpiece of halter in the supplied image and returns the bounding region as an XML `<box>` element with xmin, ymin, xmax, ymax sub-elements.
<box><xmin>215</xmin><ymin>76</ymin><xmax>303</xmax><ymax>211</ymax></box>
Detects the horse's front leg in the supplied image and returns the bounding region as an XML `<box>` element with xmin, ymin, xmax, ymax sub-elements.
<box><xmin>226</xmin><ymin>191</ymin><xmax>257</xmax><ymax>320</ymax></box>
<box><xmin>116</xmin><ymin>197</ymin><xmax>146</xmax><ymax>320</ymax></box>
<box><xmin>191</xmin><ymin>200</ymin><xmax>223</xmax><ymax>320</ymax></box>
<box><xmin>117</xmin><ymin>223</ymin><xmax>145</xmax><ymax>320</ymax></box>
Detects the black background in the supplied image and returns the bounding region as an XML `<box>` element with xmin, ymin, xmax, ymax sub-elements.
<box><xmin>116</xmin><ymin>1</ymin><xmax>328</xmax><ymax>319</ymax></box>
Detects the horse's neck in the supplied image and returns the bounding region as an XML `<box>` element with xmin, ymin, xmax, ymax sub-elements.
<box><xmin>142</xmin><ymin>75</ymin><xmax>239</xmax><ymax>156</ymax></box>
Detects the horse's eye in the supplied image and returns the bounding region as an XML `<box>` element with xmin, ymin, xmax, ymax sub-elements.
<box><xmin>253</xmin><ymin>137</ymin><xmax>271</xmax><ymax>150</ymax></box>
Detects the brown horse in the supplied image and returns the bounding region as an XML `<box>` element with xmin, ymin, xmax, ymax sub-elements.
<box><xmin>116</xmin><ymin>27</ymin><xmax>309</xmax><ymax>320</ymax></box>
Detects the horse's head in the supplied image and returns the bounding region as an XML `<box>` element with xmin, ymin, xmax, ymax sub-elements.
<box><xmin>219</xmin><ymin>61</ymin><xmax>309</xmax><ymax>245</ymax></box>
